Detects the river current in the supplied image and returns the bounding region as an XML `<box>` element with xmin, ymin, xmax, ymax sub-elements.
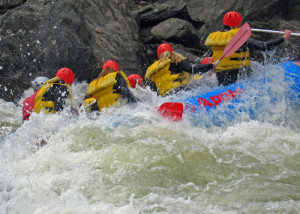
<box><xmin>0</xmin><ymin>63</ymin><xmax>299</xmax><ymax>213</ymax></box>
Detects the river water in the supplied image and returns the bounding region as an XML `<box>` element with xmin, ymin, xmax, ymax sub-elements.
<box><xmin>0</xmin><ymin>63</ymin><xmax>299</xmax><ymax>213</ymax></box>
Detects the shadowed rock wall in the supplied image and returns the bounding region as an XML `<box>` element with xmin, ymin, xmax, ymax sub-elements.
<box><xmin>0</xmin><ymin>0</ymin><xmax>299</xmax><ymax>102</ymax></box>
<box><xmin>0</xmin><ymin>0</ymin><xmax>142</xmax><ymax>102</ymax></box>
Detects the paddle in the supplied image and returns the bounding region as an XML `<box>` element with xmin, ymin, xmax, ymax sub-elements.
<box><xmin>85</xmin><ymin>99</ymin><xmax>97</xmax><ymax>110</ymax></box>
<box><xmin>158</xmin><ymin>23</ymin><xmax>252</xmax><ymax>121</ymax></box>
<box><xmin>252</xmin><ymin>28</ymin><xmax>300</xmax><ymax>37</ymax></box>
<box><xmin>215</xmin><ymin>22</ymin><xmax>252</xmax><ymax>65</ymax></box>
<box><xmin>158</xmin><ymin>102</ymin><xmax>183</xmax><ymax>121</ymax></box>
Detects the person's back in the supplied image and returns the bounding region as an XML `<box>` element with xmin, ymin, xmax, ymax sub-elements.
<box><xmin>34</xmin><ymin>68</ymin><xmax>74</xmax><ymax>114</ymax></box>
<box><xmin>84</xmin><ymin>60</ymin><xmax>137</xmax><ymax>112</ymax></box>
<box><xmin>205</xmin><ymin>11</ymin><xmax>292</xmax><ymax>86</ymax></box>
<box><xmin>145</xmin><ymin>43</ymin><xmax>213</xmax><ymax>96</ymax></box>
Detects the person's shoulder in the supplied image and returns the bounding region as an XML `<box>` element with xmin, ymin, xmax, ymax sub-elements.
<box><xmin>147</xmin><ymin>60</ymin><xmax>160</xmax><ymax>68</ymax></box>
<box><xmin>207</xmin><ymin>30</ymin><xmax>223</xmax><ymax>36</ymax></box>
<box><xmin>205</xmin><ymin>31</ymin><xmax>222</xmax><ymax>45</ymax></box>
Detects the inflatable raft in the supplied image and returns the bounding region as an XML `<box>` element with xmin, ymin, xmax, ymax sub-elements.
<box><xmin>158</xmin><ymin>61</ymin><xmax>300</xmax><ymax>124</ymax></box>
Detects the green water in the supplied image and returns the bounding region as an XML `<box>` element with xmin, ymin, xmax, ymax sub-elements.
<box><xmin>0</xmin><ymin>78</ymin><xmax>300</xmax><ymax>213</ymax></box>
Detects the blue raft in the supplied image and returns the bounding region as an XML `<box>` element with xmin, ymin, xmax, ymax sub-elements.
<box><xmin>158</xmin><ymin>61</ymin><xmax>300</xmax><ymax>125</ymax></box>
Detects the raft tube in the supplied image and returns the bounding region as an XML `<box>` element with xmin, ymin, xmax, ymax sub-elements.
<box><xmin>158</xmin><ymin>61</ymin><xmax>300</xmax><ymax>123</ymax></box>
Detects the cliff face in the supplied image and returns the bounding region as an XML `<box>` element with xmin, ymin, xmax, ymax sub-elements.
<box><xmin>0</xmin><ymin>0</ymin><xmax>299</xmax><ymax>102</ymax></box>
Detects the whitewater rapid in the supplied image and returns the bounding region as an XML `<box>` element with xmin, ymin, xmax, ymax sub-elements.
<box><xmin>1</xmin><ymin>63</ymin><xmax>300</xmax><ymax>213</ymax></box>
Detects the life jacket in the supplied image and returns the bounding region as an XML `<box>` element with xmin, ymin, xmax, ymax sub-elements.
<box><xmin>34</xmin><ymin>77</ymin><xmax>72</xmax><ymax>114</ymax></box>
<box><xmin>145</xmin><ymin>59</ymin><xmax>191</xmax><ymax>96</ymax></box>
<box><xmin>85</xmin><ymin>71</ymin><xmax>130</xmax><ymax>111</ymax></box>
<box><xmin>205</xmin><ymin>28</ymin><xmax>250</xmax><ymax>71</ymax></box>
<box><xmin>23</xmin><ymin>90</ymin><xmax>39</xmax><ymax>120</ymax></box>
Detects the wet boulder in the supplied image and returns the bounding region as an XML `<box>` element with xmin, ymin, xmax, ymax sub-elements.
<box><xmin>0</xmin><ymin>0</ymin><xmax>142</xmax><ymax>102</ymax></box>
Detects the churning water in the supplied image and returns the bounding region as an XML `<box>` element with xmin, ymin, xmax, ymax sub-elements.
<box><xmin>1</xmin><ymin>63</ymin><xmax>299</xmax><ymax>213</ymax></box>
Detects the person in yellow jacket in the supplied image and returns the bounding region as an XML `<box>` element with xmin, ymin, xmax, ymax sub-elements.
<box><xmin>34</xmin><ymin>68</ymin><xmax>74</xmax><ymax>114</ymax></box>
<box><xmin>84</xmin><ymin>60</ymin><xmax>138</xmax><ymax>111</ymax></box>
<box><xmin>145</xmin><ymin>43</ymin><xmax>214</xmax><ymax>97</ymax></box>
<box><xmin>205</xmin><ymin>11</ymin><xmax>292</xmax><ymax>86</ymax></box>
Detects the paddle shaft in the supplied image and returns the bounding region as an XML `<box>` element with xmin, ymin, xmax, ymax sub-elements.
<box><xmin>252</xmin><ymin>28</ymin><xmax>300</xmax><ymax>37</ymax></box>
<box><xmin>85</xmin><ymin>99</ymin><xmax>97</xmax><ymax>110</ymax></box>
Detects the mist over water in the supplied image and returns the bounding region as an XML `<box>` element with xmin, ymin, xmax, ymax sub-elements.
<box><xmin>1</xmin><ymin>63</ymin><xmax>300</xmax><ymax>213</ymax></box>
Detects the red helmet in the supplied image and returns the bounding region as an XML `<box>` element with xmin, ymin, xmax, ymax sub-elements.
<box><xmin>157</xmin><ymin>43</ymin><xmax>174</xmax><ymax>59</ymax></box>
<box><xmin>56</xmin><ymin>68</ymin><xmax>74</xmax><ymax>85</ymax></box>
<box><xmin>128</xmin><ymin>74</ymin><xmax>143</xmax><ymax>88</ymax></box>
<box><xmin>223</xmin><ymin>11</ymin><xmax>242</xmax><ymax>28</ymax></box>
<box><xmin>102</xmin><ymin>60</ymin><xmax>119</xmax><ymax>71</ymax></box>
<box><xmin>201</xmin><ymin>57</ymin><xmax>214</xmax><ymax>64</ymax></box>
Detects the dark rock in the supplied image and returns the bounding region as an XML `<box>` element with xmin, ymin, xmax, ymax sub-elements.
<box><xmin>0</xmin><ymin>0</ymin><xmax>25</xmax><ymax>14</ymax></box>
<box><xmin>150</xmin><ymin>18</ymin><xmax>201</xmax><ymax>48</ymax></box>
<box><xmin>134</xmin><ymin>0</ymin><xmax>188</xmax><ymax>28</ymax></box>
<box><xmin>0</xmin><ymin>0</ymin><xmax>143</xmax><ymax>102</ymax></box>
<box><xmin>0</xmin><ymin>0</ymin><xmax>299</xmax><ymax>103</ymax></box>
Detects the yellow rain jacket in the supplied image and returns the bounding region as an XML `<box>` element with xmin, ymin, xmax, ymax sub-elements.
<box><xmin>34</xmin><ymin>77</ymin><xmax>72</xmax><ymax>114</ymax></box>
<box><xmin>145</xmin><ymin>59</ymin><xmax>191</xmax><ymax>96</ymax></box>
<box><xmin>205</xmin><ymin>28</ymin><xmax>250</xmax><ymax>71</ymax></box>
<box><xmin>85</xmin><ymin>71</ymin><xmax>130</xmax><ymax>111</ymax></box>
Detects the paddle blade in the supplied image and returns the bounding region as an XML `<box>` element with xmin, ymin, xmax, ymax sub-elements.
<box><xmin>158</xmin><ymin>102</ymin><xmax>183</xmax><ymax>121</ymax></box>
<box><xmin>222</xmin><ymin>22</ymin><xmax>252</xmax><ymax>59</ymax></box>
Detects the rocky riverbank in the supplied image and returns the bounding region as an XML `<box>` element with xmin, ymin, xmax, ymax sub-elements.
<box><xmin>0</xmin><ymin>0</ymin><xmax>299</xmax><ymax>102</ymax></box>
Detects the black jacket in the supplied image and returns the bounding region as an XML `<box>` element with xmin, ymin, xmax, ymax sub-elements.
<box><xmin>43</xmin><ymin>84</ymin><xmax>70</xmax><ymax>112</ymax></box>
<box><xmin>247</xmin><ymin>37</ymin><xmax>284</xmax><ymax>51</ymax></box>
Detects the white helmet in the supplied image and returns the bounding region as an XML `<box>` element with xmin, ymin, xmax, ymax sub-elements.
<box><xmin>31</xmin><ymin>76</ymin><xmax>49</xmax><ymax>91</ymax></box>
